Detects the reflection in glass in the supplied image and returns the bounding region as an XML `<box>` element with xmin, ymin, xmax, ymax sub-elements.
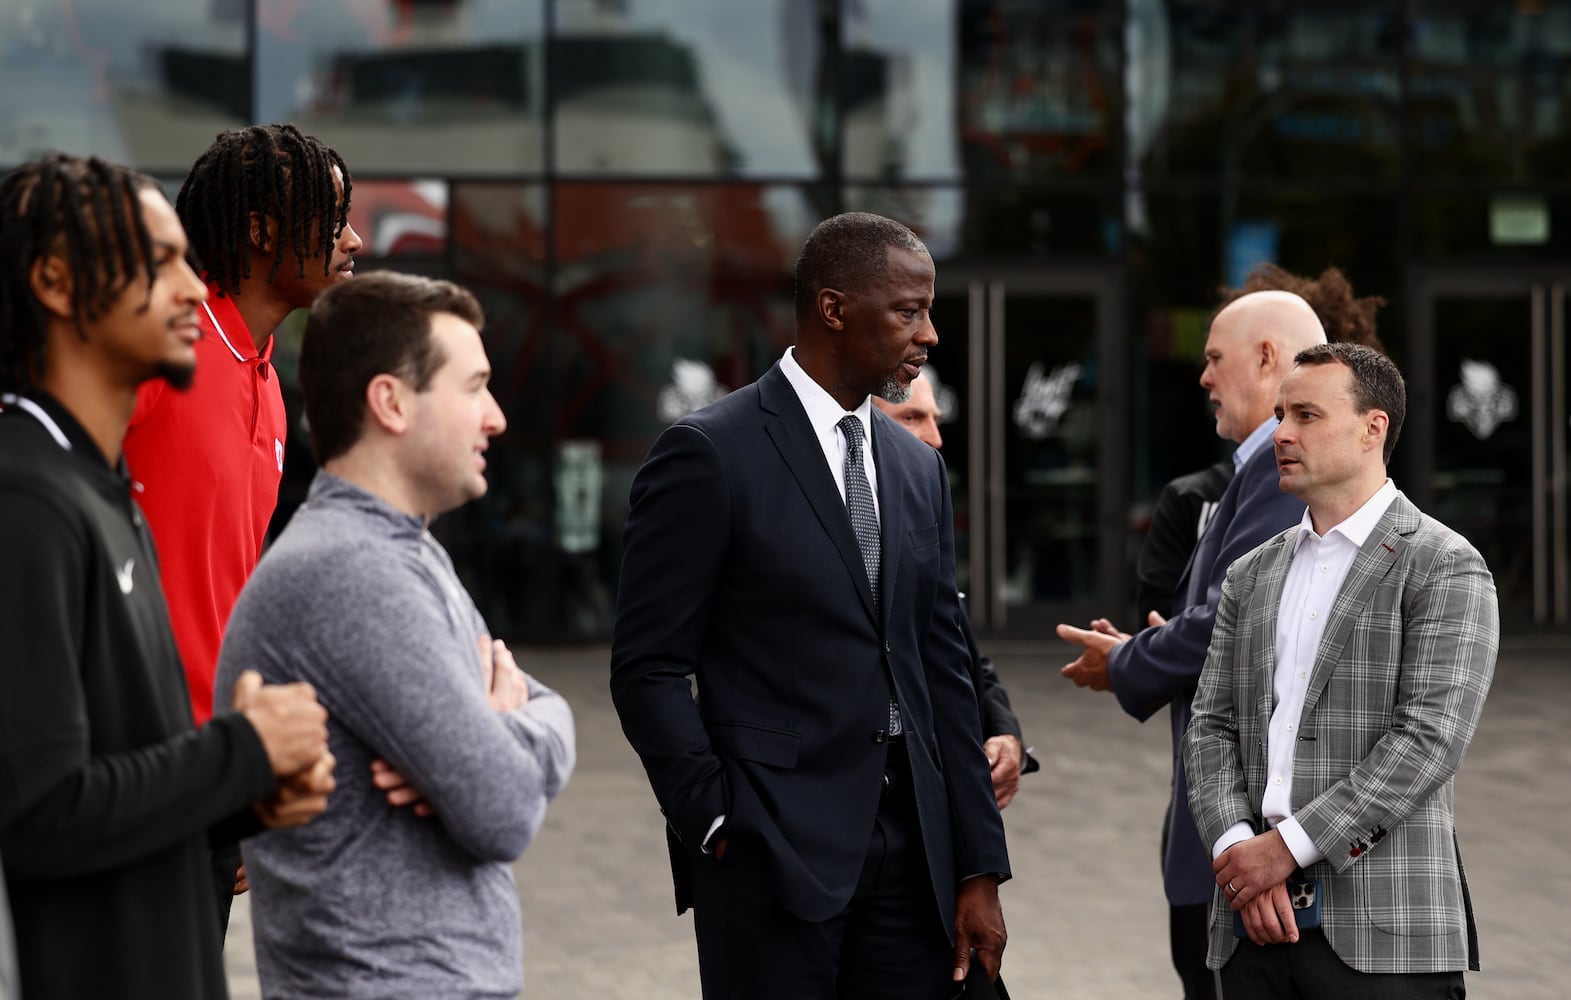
<box><xmin>0</xmin><ymin>0</ymin><xmax>246</xmax><ymax>171</ymax></box>
<box><xmin>446</xmin><ymin>184</ymin><xmax>551</xmax><ymax>635</ymax></box>
<box><xmin>1408</xmin><ymin>3</ymin><xmax>1571</xmax><ymax>180</ymax></box>
<box><xmin>255</xmin><ymin>0</ymin><xmax>545</xmax><ymax>174</ymax></box>
<box><xmin>546</xmin><ymin>184</ymin><xmax>815</xmax><ymax>637</ymax></box>
<box><xmin>959</xmin><ymin>0</ymin><xmax>1120</xmax><ymax>181</ymax></box>
<box><xmin>845</xmin><ymin>186</ymin><xmax>1119</xmax><ymax>260</ymax></box>
<box><xmin>1137</xmin><ymin>1</ymin><xmax>1399</xmax><ymax>179</ymax></box>
<box><xmin>552</xmin><ymin>0</ymin><xmax>819</xmax><ymax>178</ymax></box>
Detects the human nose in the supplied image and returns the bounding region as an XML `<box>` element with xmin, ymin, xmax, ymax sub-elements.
<box><xmin>917</xmin><ymin>310</ymin><xmax>937</xmax><ymax>347</ymax></box>
<box><xmin>338</xmin><ymin>220</ymin><xmax>364</xmax><ymax>256</ymax></box>
<box><xmin>483</xmin><ymin>390</ymin><xmax>507</xmax><ymax>436</ymax></box>
<box><xmin>178</xmin><ymin>256</ymin><xmax>208</xmax><ymax>304</ymax></box>
<box><xmin>1272</xmin><ymin>420</ymin><xmax>1293</xmax><ymax>447</ymax></box>
<box><xmin>1198</xmin><ymin>364</ymin><xmax>1213</xmax><ymax>389</ymax></box>
<box><xmin>924</xmin><ymin>420</ymin><xmax>943</xmax><ymax>449</ymax></box>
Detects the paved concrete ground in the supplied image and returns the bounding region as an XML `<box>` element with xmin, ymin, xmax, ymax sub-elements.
<box><xmin>227</xmin><ymin>637</ymin><xmax>1571</xmax><ymax>998</ymax></box>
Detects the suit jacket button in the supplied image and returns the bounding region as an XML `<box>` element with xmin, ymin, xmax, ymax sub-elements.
<box><xmin>884</xmin><ymin>641</ymin><xmax>891</xmax><ymax>653</ymax></box>
<box><xmin>872</xmin><ymin>731</ymin><xmax>887</xmax><ymax>744</ymax></box>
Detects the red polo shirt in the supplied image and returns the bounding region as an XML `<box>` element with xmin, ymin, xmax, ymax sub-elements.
<box><xmin>124</xmin><ymin>284</ymin><xmax>287</xmax><ymax>725</ymax></box>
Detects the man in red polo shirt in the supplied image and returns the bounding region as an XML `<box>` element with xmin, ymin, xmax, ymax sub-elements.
<box><xmin>126</xmin><ymin>124</ymin><xmax>361</xmax><ymax>729</ymax></box>
<box><xmin>123</xmin><ymin>125</ymin><xmax>360</xmax><ymax>928</ymax></box>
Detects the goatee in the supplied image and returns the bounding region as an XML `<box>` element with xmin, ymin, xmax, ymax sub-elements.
<box><xmin>157</xmin><ymin>359</ymin><xmax>196</xmax><ymax>392</ymax></box>
<box><xmin>878</xmin><ymin>374</ymin><xmax>911</xmax><ymax>404</ymax></box>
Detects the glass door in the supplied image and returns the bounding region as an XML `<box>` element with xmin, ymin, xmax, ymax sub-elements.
<box><xmin>933</xmin><ymin>266</ymin><xmax>1127</xmax><ymax>636</ymax></box>
<box><xmin>1409</xmin><ymin>268</ymin><xmax>1571</xmax><ymax>630</ymax></box>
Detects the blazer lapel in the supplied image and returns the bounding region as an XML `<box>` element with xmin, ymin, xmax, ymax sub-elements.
<box><xmin>1252</xmin><ymin>534</ymin><xmax>1294</xmax><ymax>738</ymax></box>
<box><xmin>758</xmin><ymin>366</ymin><xmax>878</xmax><ymax>622</ymax></box>
<box><xmin>1300</xmin><ymin>496</ymin><xmax>1417</xmax><ymax>717</ymax></box>
<box><xmin>871</xmin><ymin>412</ymin><xmax>904</xmax><ymax>632</ymax></box>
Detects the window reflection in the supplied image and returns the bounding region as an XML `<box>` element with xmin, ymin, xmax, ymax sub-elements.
<box><xmin>1137</xmin><ymin>1</ymin><xmax>1399</xmax><ymax>179</ymax></box>
<box><xmin>0</xmin><ymin>0</ymin><xmax>246</xmax><ymax>171</ymax></box>
<box><xmin>1408</xmin><ymin>2</ymin><xmax>1571</xmax><ymax>180</ymax></box>
<box><xmin>447</xmin><ymin>184</ymin><xmax>551</xmax><ymax>635</ymax></box>
<box><xmin>552</xmin><ymin>0</ymin><xmax>820</xmax><ymax>178</ymax></box>
<box><xmin>847</xmin><ymin>0</ymin><xmax>1119</xmax><ymax>182</ymax></box>
<box><xmin>255</xmin><ymin>0</ymin><xmax>544</xmax><ymax>174</ymax></box>
<box><xmin>844</xmin><ymin>185</ymin><xmax>1119</xmax><ymax>259</ymax></box>
<box><xmin>547</xmin><ymin>184</ymin><xmax>814</xmax><ymax>636</ymax></box>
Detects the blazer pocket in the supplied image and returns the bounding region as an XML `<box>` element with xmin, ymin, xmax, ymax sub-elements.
<box><xmin>909</xmin><ymin>523</ymin><xmax>940</xmax><ymax>550</ymax></box>
<box><xmin>709</xmin><ymin>722</ymin><xmax>801</xmax><ymax>768</ymax></box>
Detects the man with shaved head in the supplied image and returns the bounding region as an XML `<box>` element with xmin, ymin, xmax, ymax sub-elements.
<box><xmin>1056</xmin><ymin>291</ymin><xmax>1327</xmax><ymax>1000</ymax></box>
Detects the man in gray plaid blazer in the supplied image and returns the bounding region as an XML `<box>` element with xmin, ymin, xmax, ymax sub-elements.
<box><xmin>1185</xmin><ymin>343</ymin><xmax>1497</xmax><ymax>998</ymax></box>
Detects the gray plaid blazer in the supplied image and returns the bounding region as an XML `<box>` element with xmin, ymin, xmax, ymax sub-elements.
<box><xmin>1184</xmin><ymin>493</ymin><xmax>1498</xmax><ymax>974</ymax></box>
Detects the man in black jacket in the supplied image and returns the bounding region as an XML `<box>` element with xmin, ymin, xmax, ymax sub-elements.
<box><xmin>0</xmin><ymin>153</ymin><xmax>334</xmax><ymax>1000</ymax></box>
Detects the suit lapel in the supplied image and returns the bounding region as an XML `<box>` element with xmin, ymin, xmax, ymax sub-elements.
<box><xmin>758</xmin><ymin>366</ymin><xmax>878</xmax><ymax>622</ymax></box>
<box><xmin>1300</xmin><ymin>496</ymin><xmax>1415</xmax><ymax>718</ymax></box>
<box><xmin>871</xmin><ymin>411</ymin><xmax>904</xmax><ymax>632</ymax></box>
<box><xmin>1252</xmin><ymin>534</ymin><xmax>1294</xmax><ymax>738</ymax></box>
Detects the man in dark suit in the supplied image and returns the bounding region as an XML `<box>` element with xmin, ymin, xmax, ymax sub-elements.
<box><xmin>611</xmin><ymin>212</ymin><xmax>1009</xmax><ymax>1000</ymax></box>
<box><xmin>1055</xmin><ymin>291</ymin><xmax>1326</xmax><ymax>1000</ymax></box>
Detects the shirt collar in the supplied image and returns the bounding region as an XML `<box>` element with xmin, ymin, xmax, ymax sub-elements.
<box><xmin>1293</xmin><ymin>478</ymin><xmax>1400</xmax><ymax>551</ymax></box>
<box><xmin>780</xmin><ymin>347</ymin><xmax>874</xmax><ymax>443</ymax></box>
<box><xmin>201</xmin><ymin>279</ymin><xmax>268</xmax><ymax>363</ymax></box>
<box><xmin>0</xmin><ymin>390</ymin><xmax>126</xmax><ymax>475</ymax></box>
<box><xmin>1233</xmin><ymin>416</ymin><xmax>1279</xmax><ymax>469</ymax></box>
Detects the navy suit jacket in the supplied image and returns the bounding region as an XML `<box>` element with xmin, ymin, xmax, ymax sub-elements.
<box><xmin>610</xmin><ymin>363</ymin><xmax>1010</xmax><ymax>932</ymax></box>
<box><xmin>1106</xmin><ymin>440</ymin><xmax>1305</xmax><ymax>906</ymax></box>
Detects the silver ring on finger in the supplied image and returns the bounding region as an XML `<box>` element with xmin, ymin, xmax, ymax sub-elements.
<box><xmin>1226</xmin><ymin>880</ymin><xmax>1240</xmax><ymax>896</ymax></box>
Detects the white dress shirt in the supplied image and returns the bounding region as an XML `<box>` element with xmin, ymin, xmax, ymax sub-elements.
<box><xmin>1211</xmin><ymin>478</ymin><xmax>1400</xmax><ymax>868</ymax></box>
<box><xmin>780</xmin><ymin>346</ymin><xmax>880</xmax><ymax>520</ymax></box>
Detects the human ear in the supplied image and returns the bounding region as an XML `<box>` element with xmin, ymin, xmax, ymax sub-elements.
<box><xmin>28</xmin><ymin>255</ymin><xmax>73</xmax><ymax>320</ymax></box>
<box><xmin>1365</xmin><ymin>411</ymin><xmax>1389</xmax><ymax>453</ymax></box>
<box><xmin>365</xmin><ymin>373</ymin><xmax>409</xmax><ymax>434</ymax></box>
<box><xmin>248</xmin><ymin>212</ymin><xmax>277</xmax><ymax>254</ymax></box>
<box><xmin>818</xmin><ymin>288</ymin><xmax>847</xmax><ymax>331</ymax></box>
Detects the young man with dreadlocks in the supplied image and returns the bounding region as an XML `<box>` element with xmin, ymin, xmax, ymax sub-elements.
<box><xmin>0</xmin><ymin>154</ymin><xmax>335</xmax><ymax>999</ymax></box>
<box><xmin>124</xmin><ymin>123</ymin><xmax>363</xmax><ymax>733</ymax></box>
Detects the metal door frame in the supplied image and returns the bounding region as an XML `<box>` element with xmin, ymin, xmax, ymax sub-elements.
<box><xmin>1409</xmin><ymin>265</ymin><xmax>1570</xmax><ymax>625</ymax></box>
<box><xmin>937</xmin><ymin>263</ymin><xmax>1128</xmax><ymax>633</ymax></box>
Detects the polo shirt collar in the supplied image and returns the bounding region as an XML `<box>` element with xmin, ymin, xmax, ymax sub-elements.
<box><xmin>201</xmin><ymin>282</ymin><xmax>270</xmax><ymax>364</ymax></box>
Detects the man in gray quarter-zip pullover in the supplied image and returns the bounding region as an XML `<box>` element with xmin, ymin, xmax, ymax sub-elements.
<box><xmin>216</xmin><ymin>271</ymin><xmax>575</xmax><ymax>999</ymax></box>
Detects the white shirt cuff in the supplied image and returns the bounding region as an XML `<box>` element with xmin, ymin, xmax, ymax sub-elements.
<box><xmin>700</xmin><ymin>814</ymin><xmax>726</xmax><ymax>854</ymax></box>
<box><xmin>1274</xmin><ymin>817</ymin><xmax>1323</xmax><ymax>868</ymax></box>
<box><xmin>1211</xmin><ymin>822</ymin><xmax>1254</xmax><ymax>860</ymax></box>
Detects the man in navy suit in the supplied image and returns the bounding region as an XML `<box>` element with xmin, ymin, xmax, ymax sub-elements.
<box><xmin>1056</xmin><ymin>291</ymin><xmax>1326</xmax><ymax>1000</ymax></box>
<box><xmin>612</xmin><ymin>212</ymin><xmax>1009</xmax><ymax>1000</ymax></box>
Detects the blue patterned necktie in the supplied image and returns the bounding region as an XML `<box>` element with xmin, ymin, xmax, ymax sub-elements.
<box><xmin>839</xmin><ymin>415</ymin><xmax>901</xmax><ymax>736</ymax></box>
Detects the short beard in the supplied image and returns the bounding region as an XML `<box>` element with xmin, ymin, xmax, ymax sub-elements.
<box><xmin>878</xmin><ymin>373</ymin><xmax>911</xmax><ymax>404</ymax></box>
<box><xmin>156</xmin><ymin>359</ymin><xmax>196</xmax><ymax>392</ymax></box>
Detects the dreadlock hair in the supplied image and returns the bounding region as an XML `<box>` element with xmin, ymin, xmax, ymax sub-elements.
<box><xmin>177</xmin><ymin>123</ymin><xmax>352</xmax><ymax>298</ymax></box>
<box><xmin>0</xmin><ymin>153</ymin><xmax>158</xmax><ymax>394</ymax></box>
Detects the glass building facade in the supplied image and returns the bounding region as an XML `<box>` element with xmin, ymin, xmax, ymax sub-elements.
<box><xmin>9</xmin><ymin>0</ymin><xmax>1571</xmax><ymax>636</ymax></box>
